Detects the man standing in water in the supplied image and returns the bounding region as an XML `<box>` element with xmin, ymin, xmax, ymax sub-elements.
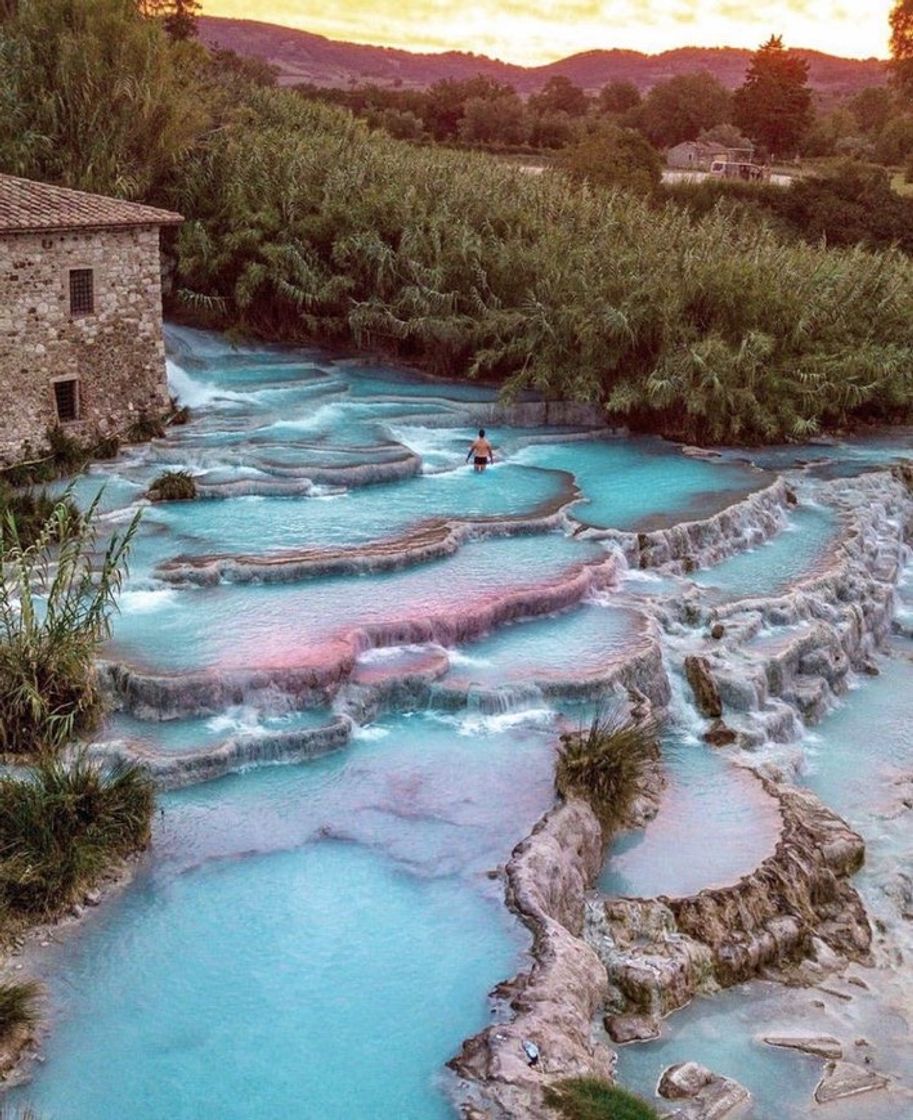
<box><xmin>466</xmin><ymin>429</ymin><xmax>495</xmax><ymax>472</ymax></box>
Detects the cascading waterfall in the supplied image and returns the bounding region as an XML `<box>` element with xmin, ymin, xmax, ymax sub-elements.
<box><xmin>8</xmin><ymin>325</ymin><xmax>913</xmax><ymax>1120</ymax></box>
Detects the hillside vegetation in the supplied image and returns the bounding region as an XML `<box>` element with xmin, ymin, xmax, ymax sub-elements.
<box><xmin>173</xmin><ymin>86</ymin><xmax>913</xmax><ymax>442</ymax></box>
<box><xmin>3</xmin><ymin>0</ymin><xmax>913</xmax><ymax>443</ymax></box>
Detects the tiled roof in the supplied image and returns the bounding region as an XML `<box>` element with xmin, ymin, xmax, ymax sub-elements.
<box><xmin>0</xmin><ymin>174</ymin><xmax>183</xmax><ymax>234</ymax></box>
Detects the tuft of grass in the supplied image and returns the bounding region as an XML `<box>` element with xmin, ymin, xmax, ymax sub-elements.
<box><xmin>0</xmin><ymin>754</ymin><xmax>154</xmax><ymax>919</ymax></box>
<box><xmin>0</xmin><ymin>980</ymin><xmax>40</xmax><ymax>1041</ymax></box>
<box><xmin>544</xmin><ymin>1077</ymin><xmax>659</xmax><ymax>1120</ymax></box>
<box><xmin>556</xmin><ymin>707</ymin><xmax>659</xmax><ymax>832</ymax></box>
<box><xmin>148</xmin><ymin>469</ymin><xmax>196</xmax><ymax>501</ymax></box>
<box><xmin>0</xmin><ymin>491</ymin><xmax>140</xmax><ymax>755</ymax></box>
<box><xmin>125</xmin><ymin>413</ymin><xmax>166</xmax><ymax>443</ymax></box>
<box><xmin>0</xmin><ymin>485</ymin><xmax>81</xmax><ymax>550</ymax></box>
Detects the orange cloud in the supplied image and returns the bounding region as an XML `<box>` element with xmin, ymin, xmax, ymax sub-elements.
<box><xmin>202</xmin><ymin>0</ymin><xmax>894</xmax><ymax>65</ymax></box>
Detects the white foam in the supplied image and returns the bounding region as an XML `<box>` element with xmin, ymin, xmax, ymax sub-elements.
<box><xmin>119</xmin><ymin>587</ymin><xmax>179</xmax><ymax>614</ymax></box>
<box><xmin>167</xmin><ymin>360</ymin><xmax>248</xmax><ymax>409</ymax></box>
<box><xmin>351</xmin><ymin>724</ymin><xmax>391</xmax><ymax>741</ymax></box>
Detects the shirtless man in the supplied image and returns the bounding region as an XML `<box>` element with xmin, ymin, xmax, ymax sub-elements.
<box><xmin>466</xmin><ymin>429</ymin><xmax>494</xmax><ymax>472</ymax></box>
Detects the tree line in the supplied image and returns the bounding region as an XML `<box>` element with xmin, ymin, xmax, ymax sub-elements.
<box><xmin>4</xmin><ymin>0</ymin><xmax>913</xmax><ymax>445</ymax></box>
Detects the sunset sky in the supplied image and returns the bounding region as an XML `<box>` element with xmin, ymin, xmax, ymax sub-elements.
<box><xmin>203</xmin><ymin>0</ymin><xmax>895</xmax><ymax>65</ymax></box>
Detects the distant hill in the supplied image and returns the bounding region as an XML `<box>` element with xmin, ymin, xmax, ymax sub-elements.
<box><xmin>197</xmin><ymin>17</ymin><xmax>888</xmax><ymax>96</ymax></box>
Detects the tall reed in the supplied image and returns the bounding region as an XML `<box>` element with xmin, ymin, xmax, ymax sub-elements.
<box><xmin>0</xmin><ymin>491</ymin><xmax>140</xmax><ymax>755</ymax></box>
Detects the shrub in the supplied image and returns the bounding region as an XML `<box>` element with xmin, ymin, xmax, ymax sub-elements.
<box><xmin>556</xmin><ymin>707</ymin><xmax>659</xmax><ymax>832</ymax></box>
<box><xmin>0</xmin><ymin>484</ymin><xmax>80</xmax><ymax>550</ymax></box>
<box><xmin>147</xmin><ymin>469</ymin><xmax>196</xmax><ymax>501</ymax></box>
<box><xmin>0</xmin><ymin>492</ymin><xmax>140</xmax><ymax>755</ymax></box>
<box><xmin>0</xmin><ymin>754</ymin><xmax>154</xmax><ymax>918</ymax></box>
<box><xmin>544</xmin><ymin>1077</ymin><xmax>659</xmax><ymax>1120</ymax></box>
<box><xmin>125</xmin><ymin>413</ymin><xmax>166</xmax><ymax>443</ymax></box>
<box><xmin>0</xmin><ymin>980</ymin><xmax>40</xmax><ymax>1041</ymax></box>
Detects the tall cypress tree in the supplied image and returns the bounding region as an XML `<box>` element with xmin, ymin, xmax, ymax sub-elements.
<box><xmin>734</xmin><ymin>35</ymin><xmax>812</xmax><ymax>157</ymax></box>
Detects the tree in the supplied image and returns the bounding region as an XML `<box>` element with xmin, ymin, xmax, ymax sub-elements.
<box><xmin>598</xmin><ymin>80</ymin><xmax>640</xmax><ymax>115</ymax></box>
<box><xmin>734</xmin><ymin>36</ymin><xmax>812</xmax><ymax>157</ymax></box>
<box><xmin>163</xmin><ymin>0</ymin><xmax>199</xmax><ymax>41</ymax></box>
<box><xmin>698</xmin><ymin>122</ymin><xmax>753</xmax><ymax>150</ymax></box>
<box><xmin>850</xmin><ymin>86</ymin><xmax>893</xmax><ymax>134</ymax></box>
<box><xmin>637</xmin><ymin>72</ymin><xmax>731</xmax><ymax>148</ymax></box>
<box><xmin>529</xmin><ymin>75</ymin><xmax>588</xmax><ymax>117</ymax></box>
<box><xmin>459</xmin><ymin>93</ymin><xmax>530</xmax><ymax>146</ymax></box>
<box><xmin>0</xmin><ymin>0</ymin><xmax>207</xmax><ymax>197</ymax></box>
<box><xmin>875</xmin><ymin>112</ymin><xmax>913</xmax><ymax>163</ymax></box>
<box><xmin>890</xmin><ymin>0</ymin><xmax>913</xmax><ymax>100</ymax></box>
<box><xmin>423</xmin><ymin>76</ymin><xmax>515</xmax><ymax>139</ymax></box>
<box><xmin>556</xmin><ymin>124</ymin><xmax>662</xmax><ymax>195</ymax></box>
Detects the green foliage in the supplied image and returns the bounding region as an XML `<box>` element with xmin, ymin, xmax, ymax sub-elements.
<box><xmin>0</xmin><ymin>0</ymin><xmax>207</xmax><ymax>198</ymax></box>
<box><xmin>0</xmin><ymin>491</ymin><xmax>140</xmax><ymax>755</ymax></box>
<box><xmin>874</xmin><ymin>113</ymin><xmax>913</xmax><ymax>164</ymax></box>
<box><xmin>734</xmin><ymin>36</ymin><xmax>812</xmax><ymax>156</ymax></box>
<box><xmin>8</xmin><ymin>0</ymin><xmax>913</xmax><ymax>444</ymax></box>
<box><xmin>636</xmin><ymin>71</ymin><xmax>731</xmax><ymax>148</ymax></box>
<box><xmin>0</xmin><ymin>753</ymin><xmax>154</xmax><ymax>918</ymax></box>
<box><xmin>891</xmin><ymin>0</ymin><xmax>913</xmax><ymax>101</ymax></box>
<box><xmin>0</xmin><ymin>979</ymin><xmax>39</xmax><ymax>1039</ymax></box>
<box><xmin>555</xmin><ymin>708</ymin><xmax>659</xmax><ymax>832</ymax></box>
<box><xmin>597</xmin><ymin>80</ymin><xmax>641</xmax><ymax>115</ymax></box>
<box><xmin>148</xmin><ymin>469</ymin><xmax>196</xmax><ymax>500</ymax></box>
<box><xmin>125</xmin><ymin>412</ymin><xmax>166</xmax><ymax>442</ymax></box>
<box><xmin>544</xmin><ymin>1077</ymin><xmax>659</xmax><ymax>1120</ymax></box>
<box><xmin>556</xmin><ymin>125</ymin><xmax>661</xmax><ymax>195</ymax></box>
<box><xmin>529</xmin><ymin>75</ymin><xmax>588</xmax><ymax>118</ymax></box>
<box><xmin>665</xmin><ymin>161</ymin><xmax>913</xmax><ymax>255</ymax></box>
<box><xmin>0</xmin><ymin>484</ymin><xmax>80</xmax><ymax>549</ymax></box>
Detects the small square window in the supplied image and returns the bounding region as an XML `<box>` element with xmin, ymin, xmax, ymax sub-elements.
<box><xmin>53</xmin><ymin>379</ymin><xmax>80</xmax><ymax>423</ymax></box>
<box><xmin>69</xmin><ymin>268</ymin><xmax>94</xmax><ymax>316</ymax></box>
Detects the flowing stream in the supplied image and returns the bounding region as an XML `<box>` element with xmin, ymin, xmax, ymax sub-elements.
<box><xmin>9</xmin><ymin>328</ymin><xmax>913</xmax><ymax>1118</ymax></box>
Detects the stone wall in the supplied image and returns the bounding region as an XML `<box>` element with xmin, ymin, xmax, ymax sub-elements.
<box><xmin>0</xmin><ymin>225</ymin><xmax>171</xmax><ymax>462</ymax></box>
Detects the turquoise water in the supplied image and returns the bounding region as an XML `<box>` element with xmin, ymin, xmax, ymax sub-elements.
<box><xmin>615</xmin><ymin>647</ymin><xmax>913</xmax><ymax>1119</ymax></box>
<box><xmin>600</xmin><ymin>730</ymin><xmax>781</xmax><ymax>899</ymax></box>
<box><xmin>691</xmin><ymin>504</ymin><xmax>839</xmax><ymax>601</ymax></box>
<box><xmin>14</xmin><ymin>326</ymin><xmax>892</xmax><ymax>1119</ymax></box>
<box><xmin>438</xmin><ymin>602</ymin><xmax>639</xmax><ymax>690</ymax></box>
<box><xmin>100</xmin><ymin>707</ymin><xmax>335</xmax><ymax>754</ymax></box>
<box><xmin>150</xmin><ymin>462</ymin><xmax>568</xmax><ymax>557</ymax></box>
<box><xmin>513</xmin><ymin>440</ymin><xmax>764</xmax><ymax>530</ymax></box>
<box><xmin>107</xmin><ymin>533</ymin><xmax>607</xmax><ymax>672</ymax></box>
<box><xmin>12</xmin><ymin>711</ymin><xmax>558</xmax><ymax>1119</ymax></box>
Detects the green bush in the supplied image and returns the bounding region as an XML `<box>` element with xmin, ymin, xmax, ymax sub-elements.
<box><xmin>125</xmin><ymin>413</ymin><xmax>166</xmax><ymax>443</ymax></box>
<box><xmin>0</xmin><ymin>484</ymin><xmax>80</xmax><ymax>550</ymax></box>
<box><xmin>0</xmin><ymin>980</ymin><xmax>40</xmax><ymax>1041</ymax></box>
<box><xmin>0</xmin><ymin>754</ymin><xmax>154</xmax><ymax>918</ymax></box>
<box><xmin>148</xmin><ymin>469</ymin><xmax>197</xmax><ymax>501</ymax></box>
<box><xmin>556</xmin><ymin>708</ymin><xmax>659</xmax><ymax>832</ymax></box>
<box><xmin>544</xmin><ymin>1077</ymin><xmax>659</xmax><ymax>1120</ymax></box>
<box><xmin>8</xmin><ymin>0</ymin><xmax>913</xmax><ymax>442</ymax></box>
<box><xmin>0</xmin><ymin>492</ymin><xmax>140</xmax><ymax>755</ymax></box>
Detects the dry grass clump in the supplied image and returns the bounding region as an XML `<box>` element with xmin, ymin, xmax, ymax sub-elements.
<box><xmin>544</xmin><ymin>1077</ymin><xmax>659</xmax><ymax>1120</ymax></box>
<box><xmin>0</xmin><ymin>754</ymin><xmax>154</xmax><ymax>920</ymax></box>
<box><xmin>556</xmin><ymin>707</ymin><xmax>659</xmax><ymax>831</ymax></box>
<box><xmin>148</xmin><ymin>469</ymin><xmax>197</xmax><ymax>501</ymax></box>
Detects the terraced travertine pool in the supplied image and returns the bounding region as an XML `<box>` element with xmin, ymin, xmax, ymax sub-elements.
<box><xmin>11</xmin><ymin>327</ymin><xmax>913</xmax><ymax>1119</ymax></box>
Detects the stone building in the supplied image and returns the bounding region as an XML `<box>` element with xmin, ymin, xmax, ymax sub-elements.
<box><xmin>0</xmin><ymin>173</ymin><xmax>182</xmax><ymax>463</ymax></box>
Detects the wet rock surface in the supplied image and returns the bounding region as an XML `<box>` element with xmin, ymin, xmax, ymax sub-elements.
<box><xmin>659</xmin><ymin>1063</ymin><xmax>750</xmax><ymax>1120</ymax></box>
<box><xmin>762</xmin><ymin>1033</ymin><xmax>843</xmax><ymax>1059</ymax></box>
<box><xmin>593</xmin><ymin>780</ymin><xmax>870</xmax><ymax>1025</ymax></box>
<box><xmin>684</xmin><ymin>656</ymin><xmax>723</xmax><ymax>719</ymax></box>
<box><xmin>814</xmin><ymin>1060</ymin><xmax>889</xmax><ymax>1103</ymax></box>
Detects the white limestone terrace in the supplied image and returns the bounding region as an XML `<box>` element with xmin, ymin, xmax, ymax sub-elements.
<box><xmin>16</xmin><ymin>323</ymin><xmax>913</xmax><ymax>1120</ymax></box>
